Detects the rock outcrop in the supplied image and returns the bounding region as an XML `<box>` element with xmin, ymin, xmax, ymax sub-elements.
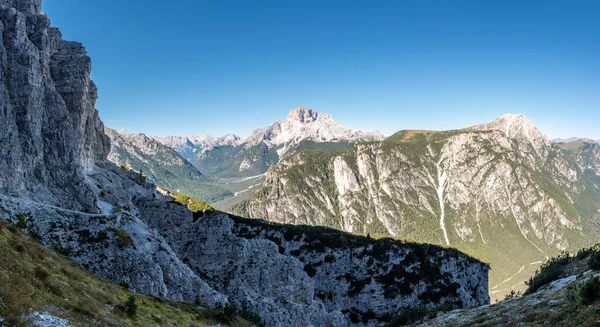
<box><xmin>0</xmin><ymin>0</ymin><xmax>109</xmax><ymax>211</ymax></box>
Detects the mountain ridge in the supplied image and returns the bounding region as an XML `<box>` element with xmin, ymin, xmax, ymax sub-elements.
<box><xmin>152</xmin><ymin>106</ymin><xmax>383</xmax><ymax>179</ymax></box>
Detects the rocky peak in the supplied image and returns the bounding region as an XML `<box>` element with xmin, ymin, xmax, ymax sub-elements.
<box><xmin>219</xmin><ymin>133</ymin><xmax>241</xmax><ymax>145</ymax></box>
<box><xmin>0</xmin><ymin>0</ymin><xmax>42</xmax><ymax>14</ymax></box>
<box><xmin>475</xmin><ymin>113</ymin><xmax>542</xmax><ymax>139</ymax></box>
<box><xmin>471</xmin><ymin>113</ymin><xmax>551</xmax><ymax>155</ymax></box>
<box><xmin>286</xmin><ymin>106</ymin><xmax>320</xmax><ymax>123</ymax></box>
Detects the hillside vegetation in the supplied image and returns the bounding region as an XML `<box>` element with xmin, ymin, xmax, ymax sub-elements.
<box><xmin>0</xmin><ymin>220</ymin><xmax>250</xmax><ymax>327</ymax></box>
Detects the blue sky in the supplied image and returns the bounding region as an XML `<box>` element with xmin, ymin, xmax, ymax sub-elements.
<box><xmin>43</xmin><ymin>0</ymin><xmax>600</xmax><ymax>139</ymax></box>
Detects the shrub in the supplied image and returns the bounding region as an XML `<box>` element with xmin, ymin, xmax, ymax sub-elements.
<box><xmin>384</xmin><ymin>306</ymin><xmax>431</xmax><ymax>326</ymax></box>
<box><xmin>111</xmin><ymin>228</ymin><xmax>134</xmax><ymax>249</ymax></box>
<box><xmin>589</xmin><ymin>250</ymin><xmax>600</xmax><ymax>270</ymax></box>
<box><xmin>124</xmin><ymin>295</ymin><xmax>138</xmax><ymax>317</ymax></box>
<box><xmin>193</xmin><ymin>296</ymin><xmax>206</xmax><ymax>307</ymax></box>
<box><xmin>214</xmin><ymin>302</ymin><xmax>237</xmax><ymax>323</ymax></box>
<box><xmin>384</xmin><ymin>304</ymin><xmax>455</xmax><ymax>326</ymax></box>
<box><xmin>524</xmin><ymin>251</ymin><xmax>571</xmax><ymax>295</ymax></box>
<box><xmin>136</xmin><ymin>170</ymin><xmax>147</xmax><ymax>186</ymax></box>
<box><xmin>15</xmin><ymin>213</ymin><xmax>27</xmax><ymax>229</ymax></box>
<box><xmin>172</xmin><ymin>193</ymin><xmax>214</xmax><ymax>214</ymax></box>
<box><xmin>240</xmin><ymin>307</ymin><xmax>264</xmax><ymax>326</ymax></box>
<box><xmin>580</xmin><ymin>276</ymin><xmax>600</xmax><ymax>305</ymax></box>
<box><xmin>503</xmin><ymin>289</ymin><xmax>522</xmax><ymax>300</ymax></box>
<box><xmin>53</xmin><ymin>242</ymin><xmax>71</xmax><ymax>256</ymax></box>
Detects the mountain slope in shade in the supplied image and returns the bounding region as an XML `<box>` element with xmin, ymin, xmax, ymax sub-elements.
<box><xmin>154</xmin><ymin>106</ymin><xmax>383</xmax><ymax>178</ymax></box>
<box><xmin>233</xmin><ymin>113</ymin><xmax>600</xmax><ymax>300</ymax></box>
<box><xmin>105</xmin><ymin>127</ymin><xmax>233</xmax><ymax>202</ymax></box>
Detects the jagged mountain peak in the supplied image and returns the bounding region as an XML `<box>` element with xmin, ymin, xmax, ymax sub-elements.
<box><xmin>285</xmin><ymin>106</ymin><xmax>330</xmax><ymax>124</ymax></box>
<box><xmin>245</xmin><ymin>106</ymin><xmax>383</xmax><ymax>151</ymax></box>
<box><xmin>219</xmin><ymin>133</ymin><xmax>242</xmax><ymax>145</ymax></box>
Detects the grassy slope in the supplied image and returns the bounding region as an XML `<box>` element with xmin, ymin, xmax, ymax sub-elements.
<box><xmin>0</xmin><ymin>220</ymin><xmax>249</xmax><ymax>327</ymax></box>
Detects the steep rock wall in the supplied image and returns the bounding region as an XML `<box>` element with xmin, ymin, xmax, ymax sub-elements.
<box><xmin>0</xmin><ymin>0</ymin><xmax>109</xmax><ymax>211</ymax></box>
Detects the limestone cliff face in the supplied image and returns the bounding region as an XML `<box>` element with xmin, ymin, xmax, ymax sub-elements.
<box><xmin>238</xmin><ymin>115</ymin><xmax>600</xmax><ymax>299</ymax></box>
<box><xmin>0</xmin><ymin>0</ymin><xmax>109</xmax><ymax>211</ymax></box>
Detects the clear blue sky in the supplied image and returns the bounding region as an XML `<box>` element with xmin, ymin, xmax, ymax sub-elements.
<box><xmin>43</xmin><ymin>0</ymin><xmax>600</xmax><ymax>139</ymax></box>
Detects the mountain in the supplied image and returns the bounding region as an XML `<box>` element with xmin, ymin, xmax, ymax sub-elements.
<box><xmin>155</xmin><ymin>106</ymin><xmax>383</xmax><ymax>179</ymax></box>
<box><xmin>0</xmin><ymin>1</ymin><xmax>488</xmax><ymax>325</ymax></box>
<box><xmin>105</xmin><ymin>127</ymin><xmax>233</xmax><ymax>202</ymax></box>
<box><xmin>233</xmin><ymin>113</ymin><xmax>600</xmax><ymax>300</ymax></box>
<box><xmin>553</xmin><ymin>137</ymin><xmax>599</xmax><ymax>144</ymax></box>
<box><xmin>558</xmin><ymin>139</ymin><xmax>600</xmax><ymax>185</ymax></box>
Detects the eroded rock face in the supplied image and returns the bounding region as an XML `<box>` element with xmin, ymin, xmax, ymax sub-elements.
<box><xmin>0</xmin><ymin>1</ymin><xmax>109</xmax><ymax>211</ymax></box>
<box><xmin>0</xmin><ymin>0</ymin><xmax>41</xmax><ymax>14</ymax></box>
<box><xmin>134</xmin><ymin>192</ymin><xmax>488</xmax><ymax>326</ymax></box>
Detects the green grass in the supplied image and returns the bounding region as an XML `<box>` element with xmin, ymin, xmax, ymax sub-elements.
<box><xmin>0</xmin><ymin>220</ymin><xmax>250</xmax><ymax>327</ymax></box>
<box><xmin>172</xmin><ymin>193</ymin><xmax>215</xmax><ymax>214</ymax></box>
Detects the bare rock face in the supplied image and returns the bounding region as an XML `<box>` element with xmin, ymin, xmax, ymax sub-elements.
<box><xmin>0</xmin><ymin>1</ymin><xmax>109</xmax><ymax>211</ymax></box>
<box><xmin>135</xmin><ymin>192</ymin><xmax>488</xmax><ymax>326</ymax></box>
<box><xmin>0</xmin><ymin>0</ymin><xmax>41</xmax><ymax>14</ymax></box>
<box><xmin>286</xmin><ymin>106</ymin><xmax>319</xmax><ymax>123</ymax></box>
<box><xmin>558</xmin><ymin>139</ymin><xmax>600</xmax><ymax>180</ymax></box>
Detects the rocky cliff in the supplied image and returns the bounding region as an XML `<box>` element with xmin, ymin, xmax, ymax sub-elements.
<box><xmin>0</xmin><ymin>0</ymin><xmax>109</xmax><ymax>212</ymax></box>
<box><xmin>236</xmin><ymin>114</ymin><xmax>600</xmax><ymax>299</ymax></box>
<box><xmin>0</xmin><ymin>1</ymin><xmax>490</xmax><ymax>325</ymax></box>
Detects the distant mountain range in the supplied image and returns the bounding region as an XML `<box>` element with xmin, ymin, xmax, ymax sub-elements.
<box><xmin>553</xmin><ymin>137</ymin><xmax>600</xmax><ymax>144</ymax></box>
<box><xmin>105</xmin><ymin>127</ymin><xmax>233</xmax><ymax>202</ymax></box>
<box><xmin>106</xmin><ymin>107</ymin><xmax>382</xmax><ymax>207</ymax></box>
<box><xmin>153</xmin><ymin>106</ymin><xmax>383</xmax><ymax>178</ymax></box>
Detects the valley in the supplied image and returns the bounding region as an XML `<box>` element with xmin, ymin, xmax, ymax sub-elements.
<box><xmin>1</xmin><ymin>0</ymin><xmax>598</xmax><ymax>326</ymax></box>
